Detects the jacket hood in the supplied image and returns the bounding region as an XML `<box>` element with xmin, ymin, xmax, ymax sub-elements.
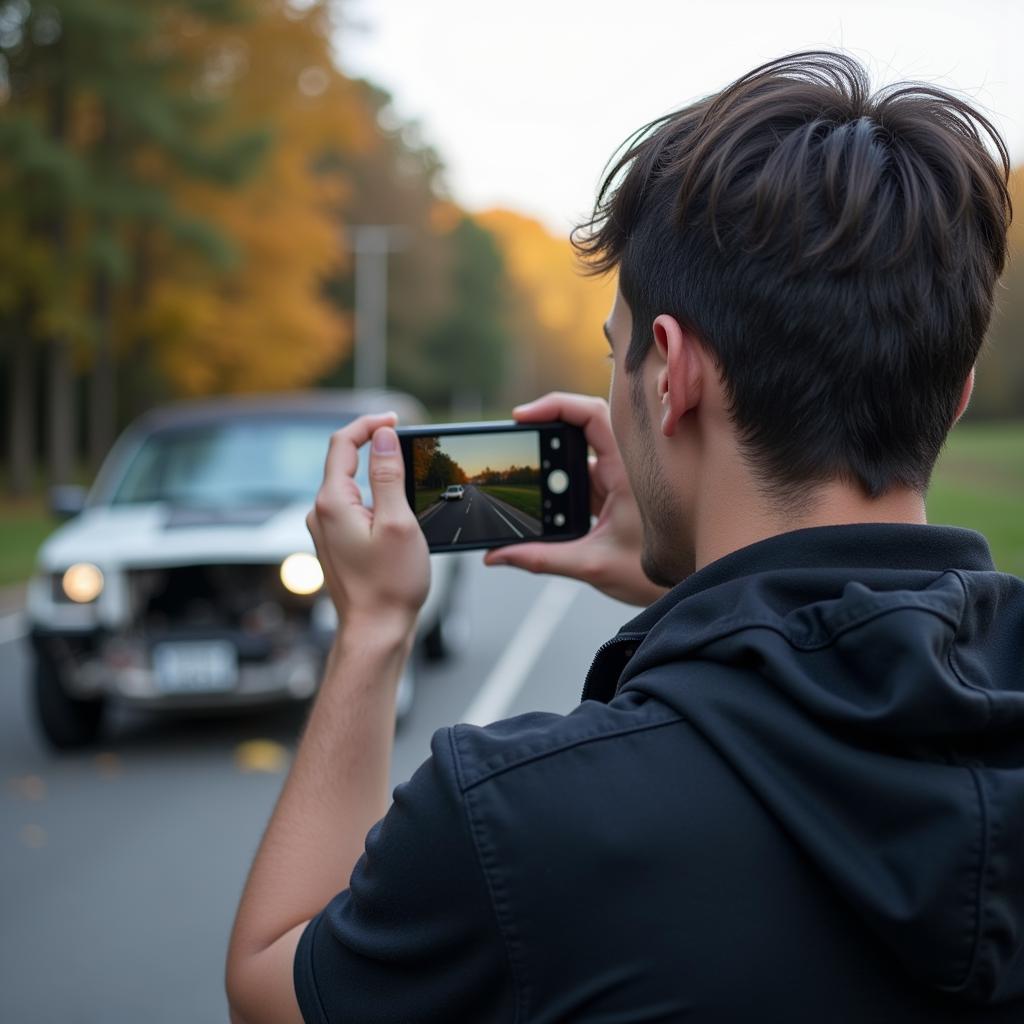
<box><xmin>583</xmin><ymin>524</ymin><xmax>1024</xmax><ymax>1005</ymax></box>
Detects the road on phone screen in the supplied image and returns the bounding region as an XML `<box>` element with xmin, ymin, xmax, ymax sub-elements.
<box><xmin>418</xmin><ymin>484</ymin><xmax>542</xmax><ymax>546</ymax></box>
<box><xmin>0</xmin><ymin>562</ymin><xmax>635</xmax><ymax>1024</ymax></box>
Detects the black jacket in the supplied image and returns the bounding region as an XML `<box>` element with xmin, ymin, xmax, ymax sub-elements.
<box><xmin>294</xmin><ymin>524</ymin><xmax>1024</xmax><ymax>1023</ymax></box>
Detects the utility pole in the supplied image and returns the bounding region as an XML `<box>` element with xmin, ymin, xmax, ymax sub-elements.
<box><xmin>349</xmin><ymin>225</ymin><xmax>408</xmax><ymax>390</ymax></box>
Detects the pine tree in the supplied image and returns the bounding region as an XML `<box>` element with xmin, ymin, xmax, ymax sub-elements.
<box><xmin>0</xmin><ymin>0</ymin><xmax>266</xmax><ymax>490</ymax></box>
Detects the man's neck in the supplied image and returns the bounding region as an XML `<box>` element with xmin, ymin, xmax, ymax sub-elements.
<box><xmin>694</xmin><ymin>477</ymin><xmax>928</xmax><ymax>574</ymax></box>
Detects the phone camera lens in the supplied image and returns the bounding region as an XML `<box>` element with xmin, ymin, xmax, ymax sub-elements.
<box><xmin>553</xmin><ymin>513</ymin><xmax>566</xmax><ymax>527</ymax></box>
<box><xmin>550</xmin><ymin>438</ymin><xmax>561</xmax><ymax>450</ymax></box>
<box><xmin>547</xmin><ymin>469</ymin><xmax>569</xmax><ymax>494</ymax></box>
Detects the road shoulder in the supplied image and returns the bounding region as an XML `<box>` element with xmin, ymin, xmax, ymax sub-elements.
<box><xmin>0</xmin><ymin>582</ymin><xmax>27</xmax><ymax>616</ymax></box>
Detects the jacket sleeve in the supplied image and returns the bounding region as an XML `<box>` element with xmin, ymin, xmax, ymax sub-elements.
<box><xmin>293</xmin><ymin>726</ymin><xmax>515</xmax><ymax>1024</ymax></box>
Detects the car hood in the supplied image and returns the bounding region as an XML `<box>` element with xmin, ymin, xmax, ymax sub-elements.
<box><xmin>37</xmin><ymin>502</ymin><xmax>315</xmax><ymax>570</ymax></box>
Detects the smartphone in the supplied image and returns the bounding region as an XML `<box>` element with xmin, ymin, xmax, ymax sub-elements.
<box><xmin>397</xmin><ymin>420</ymin><xmax>590</xmax><ymax>553</ymax></box>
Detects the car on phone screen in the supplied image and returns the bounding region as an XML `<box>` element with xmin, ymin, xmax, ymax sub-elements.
<box><xmin>25</xmin><ymin>390</ymin><xmax>468</xmax><ymax>750</ymax></box>
<box><xmin>441</xmin><ymin>485</ymin><xmax>465</xmax><ymax>501</ymax></box>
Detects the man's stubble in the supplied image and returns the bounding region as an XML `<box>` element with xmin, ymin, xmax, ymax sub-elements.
<box><xmin>628</xmin><ymin>370</ymin><xmax>696</xmax><ymax>589</ymax></box>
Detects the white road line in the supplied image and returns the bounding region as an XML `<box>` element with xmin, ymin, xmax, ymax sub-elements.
<box><xmin>465</xmin><ymin>501</ymin><xmax>472</xmax><ymax>515</ymax></box>
<box><xmin>452</xmin><ymin>527</ymin><xmax>462</xmax><ymax>544</ymax></box>
<box><xmin>0</xmin><ymin>612</ymin><xmax>27</xmax><ymax>645</ymax></box>
<box><xmin>480</xmin><ymin>490</ymin><xmax>541</xmax><ymax>537</ymax></box>
<box><xmin>488</xmin><ymin>503</ymin><xmax>524</xmax><ymax>539</ymax></box>
<box><xmin>460</xmin><ymin>578</ymin><xmax>578</xmax><ymax>727</ymax></box>
<box><xmin>500</xmin><ymin>503</ymin><xmax>540</xmax><ymax>535</ymax></box>
<box><xmin>418</xmin><ymin>501</ymin><xmax>446</xmax><ymax>524</ymax></box>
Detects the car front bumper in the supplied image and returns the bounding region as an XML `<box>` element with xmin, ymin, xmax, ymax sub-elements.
<box><xmin>30</xmin><ymin>628</ymin><xmax>330</xmax><ymax>709</ymax></box>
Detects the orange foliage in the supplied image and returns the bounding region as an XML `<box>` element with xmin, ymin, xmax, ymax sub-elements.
<box><xmin>476</xmin><ymin>209</ymin><xmax>616</xmax><ymax>402</ymax></box>
<box><xmin>143</xmin><ymin>1</ymin><xmax>368</xmax><ymax>396</ymax></box>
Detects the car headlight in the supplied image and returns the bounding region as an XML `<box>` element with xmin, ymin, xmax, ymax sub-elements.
<box><xmin>280</xmin><ymin>553</ymin><xmax>324</xmax><ymax>595</ymax></box>
<box><xmin>62</xmin><ymin>562</ymin><xmax>104</xmax><ymax>603</ymax></box>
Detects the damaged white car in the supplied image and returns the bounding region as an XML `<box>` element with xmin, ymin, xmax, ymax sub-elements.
<box><xmin>26</xmin><ymin>391</ymin><xmax>466</xmax><ymax>749</ymax></box>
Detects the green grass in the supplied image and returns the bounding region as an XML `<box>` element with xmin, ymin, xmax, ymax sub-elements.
<box><xmin>478</xmin><ymin>485</ymin><xmax>542</xmax><ymax>521</ymax></box>
<box><xmin>928</xmin><ymin>422</ymin><xmax>1024</xmax><ymax>576</ymax></box>
<box><xmin>414</xmin><ymin>488</ymin><xmax>444</xmax><ymax>515</ymax></box>
<box><xmin>0</xmin><ymin>498</ymin><xmax>56</xmax><ymax>587</ymax></box>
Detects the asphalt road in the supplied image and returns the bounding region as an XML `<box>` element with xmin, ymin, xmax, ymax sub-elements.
<box><xmin>0</xmin><ymin>559</ymin><xmax>634</xmax><ymax>1024</ymax></box>
<box><xmin>419</xmin><ymin>484</ymin><xmax>542</xmax><ymax>546</ymax></box>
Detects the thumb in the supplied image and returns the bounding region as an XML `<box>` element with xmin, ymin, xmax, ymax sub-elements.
<box><xmin>368</xmin><ymin>426</ymin><xmax>410</xmax><ymax>522</ymax></box>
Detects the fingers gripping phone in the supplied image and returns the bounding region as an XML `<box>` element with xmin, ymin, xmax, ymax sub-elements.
<box><xmin>397</xmin><ymin>421</ymin><xmax>590</xmax><ymax>553</ymax></box>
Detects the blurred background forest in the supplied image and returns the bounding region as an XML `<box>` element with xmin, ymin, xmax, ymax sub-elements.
<box><xmin>0</xmin><ymin>0</ymin><xmax>1021</xmax><ymax>577</ymax></box>
<box><xmin>0</xmin><ymin>0</ymin><xmax>612</xmax><ymax>499</ymax></box>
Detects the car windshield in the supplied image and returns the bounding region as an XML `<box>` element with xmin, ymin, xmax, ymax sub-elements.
<box><xmin>108</xmin><ymin>417</ymin><xmax>368</xmax><ymax>507</ymax></box>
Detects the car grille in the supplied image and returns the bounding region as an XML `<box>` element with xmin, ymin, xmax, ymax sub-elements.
<box><xmin>126</xmin><ymin>563</ymin><xmax>315</xmax><ymax>634</ymax></box>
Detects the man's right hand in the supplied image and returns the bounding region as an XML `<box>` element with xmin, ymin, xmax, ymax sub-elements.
<box><xmin>483</xmin><ymin>392</ymin><xmax>668</xmax><ymax>607</ymax></box>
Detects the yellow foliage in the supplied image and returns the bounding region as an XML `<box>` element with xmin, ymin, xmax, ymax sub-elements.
<box><xmin>430</xmin><ymin>200</ymin><xmax>463</xmax><ymax>236</ymax></box>
<box><xmin>1008</xmin><ymin>166</ymin><xmax>1023</xmax><ymax>251</ymax></box>
<box><xmin>477</xmin><ymin>209</ymin><xmax>616</xmax><ymax>401</ymax></box>
<box><xmin>143</xmin><ymin>1</ymin><xmax>368</xmax><ymax>396</ymax></box>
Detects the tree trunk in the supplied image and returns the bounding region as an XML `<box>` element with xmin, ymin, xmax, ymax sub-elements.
<box><xmin>45</xmin><ymin>59</ymin><xmax>76</xmax><ymax>486</ymax></box>
<box><xmin>7</xmin><ymin>327</ymin><xmax>36</xmax><ymax>497</ymax></box>
<box><xmin>88</xmin><ymin>100</ymin><xmax>118</xmax><ymax>468</ymax></box>
<box><xmin>88</xmin><ymin>266</ymin><xmax>115</xmax><ymax>467</ymax></box>
<box><xmin>122</xmin><ymin>226</ymin><xmax>156</xmax><ymax>423</ymax></box>
<box><xmin>47</xmin><ymin>338</ymin><xmax>75</xmax><ymax>485</ymax></box>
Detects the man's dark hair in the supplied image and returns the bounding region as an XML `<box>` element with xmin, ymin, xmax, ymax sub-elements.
<box><xmin>574</xmin><ymin>51</ymin><xmax>1012</xmax><ymax>500</ymax></box>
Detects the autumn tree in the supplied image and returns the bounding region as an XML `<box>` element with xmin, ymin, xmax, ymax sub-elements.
<box><xmin>412</xmin><ymin>435</ymin><xmax>438</xmax><ymax>485</ymax></box>
<box><xmin>477</xmin><ymin>208</ymin><xmax>617</xmax><ymax>405</ymax></box>
<box><xmin>415</xmin><ymin>213</ymin><xmax>509</xmax><ymax>413</ymax></box>
<box><xmin>142</xmin><ymin>0</ymin><xmax>365</xmax><ymax>398</ymax></box>
<box><xmin>971</xmin><ymin>166</ymin><xmax>1024</xmax><ymax>419</ymax></box>
<box><xmin>0</xmin><ymin>0</ymin><xmax>266</xmax><ymax>490</ymax></box>
<box><xmin>420</xmin><ymin>449</ymin><xmax>465</xmax><ymax>489</ymax></box>
<box><xmin>316</xmin><ymin>79</ymin><xmax>454</xmax><ymax>401</ymax></box>
<box><xmin>474</xmin><ymin>463</ymin><xmax>539</xmax><ymax>485</ymax></box>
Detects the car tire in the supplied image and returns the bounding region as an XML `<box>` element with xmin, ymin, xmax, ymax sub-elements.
<box><xmin>423</xmin><ymin>554</ymin><xmax>469</xmax><ymax>663</ymax></box>
<box><xmin>32</xmin><ymin>645</ymin><xmax>106</xmax><ymax>750</ymax></box>
<box><xmin>394</xmin><ymin>658</ymin><xmax>416</xmax><ymax>725</ymax></box>
<box><xmin>422</xmin><ymin>604</ymin><xmax>470</xmax><ymax>662</ymax></box>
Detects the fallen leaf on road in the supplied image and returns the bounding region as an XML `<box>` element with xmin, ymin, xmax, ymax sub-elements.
<box><xmin>94</xmin><ymin>753</ymin><xmax>122</xmax><ymax>778</ymax></box>
<box><xmin>7</xmin><ymin>775</ymin><xmax>47</xmax><ymax>801</ymax></box>
<box><xmin>235</xmin><ymin>740</ymin><xmax>290</xmax><ymax>774</ymax></box>
<box><xmin>19</xmin><ymin>824</ymin><xmax>47</xmax><ymax>849</ymax></box>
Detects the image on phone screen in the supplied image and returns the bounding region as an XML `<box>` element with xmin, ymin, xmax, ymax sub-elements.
<box><xmin>411</xmin><ymin>432</ymin><xmax>543</xmax><ymax>547</ymax></box>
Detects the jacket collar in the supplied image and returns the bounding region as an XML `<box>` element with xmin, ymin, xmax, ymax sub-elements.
<box><xmin>581</xmin><ymin>523</ymin><xmax>994</xmax><ymax>705</ymax></box>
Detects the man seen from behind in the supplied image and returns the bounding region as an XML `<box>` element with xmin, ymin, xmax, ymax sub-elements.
<box><xmin>227</xmin><ymin>51</ymin><xmax>1024</xmax><ymax>1023</ymax></box>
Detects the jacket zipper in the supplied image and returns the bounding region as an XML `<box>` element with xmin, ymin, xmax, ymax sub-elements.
<box><xmin>580</xmin><ymin>630</ymin><xmax>648</xmax><ymax>704</ymax></box>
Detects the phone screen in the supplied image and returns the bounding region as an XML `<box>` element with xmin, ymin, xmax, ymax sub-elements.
<box><xmin>411</xmin><ymin>430</ymin><xmax>544</xmax><ymax>548</ymax></box>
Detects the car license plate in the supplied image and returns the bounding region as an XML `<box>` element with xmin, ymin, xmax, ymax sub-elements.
<box><xmin>152</xmin><ymin>641</ymin><xmax>238</xmax><ymax>694</ymax></box>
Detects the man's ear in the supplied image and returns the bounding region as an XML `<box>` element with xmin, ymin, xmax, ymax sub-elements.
<box><xmin>954</xmin><ymin>367</ymin><xmax>975</xmax><ymax>424</ymax></box>
<box><xmin>652</xmin><ymin>314</ymin><xmax>702</xmax><ymax>437</ymax></box>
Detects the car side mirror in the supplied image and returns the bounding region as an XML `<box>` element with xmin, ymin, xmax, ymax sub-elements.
<box><xmin>49</xmin><ymin>485</ymin><xmax>87</xmax><ymax>520</ymax></box>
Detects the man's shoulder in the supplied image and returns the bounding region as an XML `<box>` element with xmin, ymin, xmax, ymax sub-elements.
<box><xmin>448</xmin><ymin>691</ymin><xmax>686</xmax><ymax>794</ymax></box>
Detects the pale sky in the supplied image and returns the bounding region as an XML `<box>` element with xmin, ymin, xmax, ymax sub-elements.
<box><xmin>435</xmin><ymin>432</ymin><xmax>539</xmax><ymax>477</ymax></box>
<box><xmin>338</xmin><ymin>0</ymin><xmax>1023</xmax><ymax>234</ymax></box>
